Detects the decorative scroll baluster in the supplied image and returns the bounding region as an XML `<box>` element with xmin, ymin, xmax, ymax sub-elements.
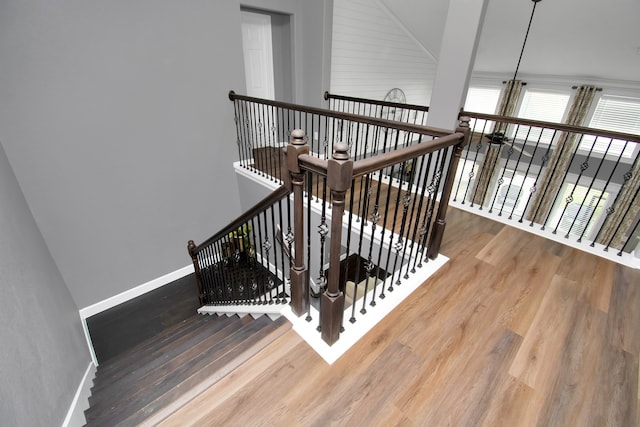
<box><xmin>388</xmin><ymin>162</ymin><xmax>408</xmax><ymax>288</ymax></box>
<box><xmin>306</xmin><ymin>170</ymin><xmax>313</xmax><ymax>322</ymax></box>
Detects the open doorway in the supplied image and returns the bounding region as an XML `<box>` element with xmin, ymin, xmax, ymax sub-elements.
<box><xmin>240</xmin><ymin>8</ymin><xmax>293</xmax><ymax>102</ymax></box>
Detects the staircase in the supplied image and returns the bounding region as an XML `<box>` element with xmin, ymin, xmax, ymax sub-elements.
<box><xmin>84</xmin><ymin>313</ymin><xmax>289</xmax><ymax>426</ymax></box>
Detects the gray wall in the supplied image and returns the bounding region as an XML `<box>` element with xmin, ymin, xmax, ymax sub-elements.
<box><xmin>0</xmin><ymin>141</ymin><xmax>89</xmax><ymax>426</ymax></box>
<box><xmin>0</xmin><ymin>0</ymin><xmax>332</xmax><ymax>309</ymax></box>
<box><xmin>0</xmin><ymin>1</ymin><xmax>247</xmax><ymax>308</ymax></box>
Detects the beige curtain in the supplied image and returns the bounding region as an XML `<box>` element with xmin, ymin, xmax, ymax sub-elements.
<box><xmin>526</xmin><ymin>85</ymin><xmax>598</xmax><ymax>223</ymax></box>
<box><xmin>596</xmin><ymin>163</ymin><xmax>640</xmax><ymax>250</ymax></box>
<box><xmin>471</xmin><ymin>80</ymin><xmax>524</xmax><ymax>205</ymax></box>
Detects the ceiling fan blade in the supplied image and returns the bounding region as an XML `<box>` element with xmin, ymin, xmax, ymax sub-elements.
<box><xmin>512</xmin><ymin>145</ymin><xmax>533</xmax><ymax>158</ymax></box>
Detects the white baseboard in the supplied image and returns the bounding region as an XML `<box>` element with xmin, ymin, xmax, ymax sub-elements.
<box><xmin>78</xmin><ymin>264</ymin><xmax>194</xmax><ymax>365</ymax></box>
<box><xmin>62</xmin><ymin>362</ymin><xmax>96</xmax><ymax>427</ymax></box>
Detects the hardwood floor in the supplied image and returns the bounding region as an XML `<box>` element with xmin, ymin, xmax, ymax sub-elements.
<box><xmin>159</xmin><ymin>207</ymin><xmax>640</xmax><ymax>427</ymax></box>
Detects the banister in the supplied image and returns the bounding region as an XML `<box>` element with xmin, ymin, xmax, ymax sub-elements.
<box><xmin>190</xmin><ymin>184</ymin><xmax>290</xmax><ymax>255</ymax></box>
<box><xmin>351</xmin><ymin>132</ymin><xmax>465</xmax><ymax>178</ymax></box>
<box><xmin>295</xmin><ymin>132</ymin><xmax>465</xmax><ymax>179</ymax></box>
<box><xmin>298</xmin><ymin>154</ymin><xmax>328</xmax><ymax>177</ymax></box>
<box><xmin>229</xmin><ymin>90</ymin><xmax>451</xmax><ymax>137</ymax></box>
<box><xmin>323</xmin><ymin>90</ymin><xmax>430</xmax><ymax>113</ymax></box>
<box><xmin>459</xmin><ymin>110</ymin><xmax>640</xmax><ymax>143</ymax></box>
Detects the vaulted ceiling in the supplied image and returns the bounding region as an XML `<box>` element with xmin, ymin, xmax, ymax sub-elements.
<box><xmin>380</xmin><ymin>0</ymin><xmax>640</xmax><ymax>83</ymax></box>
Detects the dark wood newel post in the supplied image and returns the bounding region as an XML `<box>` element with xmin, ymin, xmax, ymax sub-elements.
<box><xmin>287</xmin><ymin>129</ymin><xmax>310</xmax><ymax>316</ymax></box>
<box><xmin>427</xmin><ymin>116</ymin><xmax>471</xmax><ymax>259</ymax></box>
<box><xmin>188</xmin><ymin>240</ymin><xmax>205</xmax><ymax>306</ymax></box>
<box><xmin>321</xmin><ymin>142</ymin><xmax>353</xmax><ymax>345</ymax></box>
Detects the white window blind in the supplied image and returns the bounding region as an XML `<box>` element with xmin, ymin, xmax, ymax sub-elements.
<box><xmin>465</xmin><ymin>87</ymin><xmax>500</xmax><ymax>114</ymax></box>
<box><xmin>514</xmin><ymin>90</ymin><xmax>570</xmax><ymax>143</ymax></box>
<box><xmin>579</xmin><ymin>95</ymin><xmax>640</xmax><ymax>158</ymax></box>
<box><xmin>464</xmin><ymin>87</ymin><xmax>500</xmax><ymax>131</ymax></box>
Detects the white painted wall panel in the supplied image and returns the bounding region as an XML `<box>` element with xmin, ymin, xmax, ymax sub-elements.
<box><xmin>330</xmin><ymin>0</ymin><xmax>436</xmax><ymax>106</ymax></box>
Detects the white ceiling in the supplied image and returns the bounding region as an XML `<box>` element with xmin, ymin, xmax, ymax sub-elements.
<box><xmin>381</xmin><ymin>0</ymin><xmax>640</xmax><ymax>83</ymax></box>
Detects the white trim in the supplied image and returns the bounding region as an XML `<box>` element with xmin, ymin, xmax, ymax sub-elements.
<box><xmin>198</xmin><ymin>304</ymin><xmax>284</xmax><ymax>320</ymax></box>
<box><xmin>79</xmin><ymin>264</ymin><xmax>194</xmax><ymax>320</ymax></box>
<box><xmin>450</xmin><ymin>200</ymin><xmax>640</xmax><ymax>269</ymax></box>
<box><xmin>61</xmin><ymin>362</ymin><xmax>96</xmax><ymax>427</ymax></box>
<box><xmin>282</xmin><ymin>254</ymin><xmax>449</xmax><ymax>364</ymax></box>
<box><xmin>78</xmin><ymin>264</ymin><xmax>194</xmax><ymax>365</ymax></box>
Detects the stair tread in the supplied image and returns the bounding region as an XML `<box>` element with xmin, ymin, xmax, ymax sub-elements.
<box><xmin>118</xmin><ymin>317</ymin><xmax>289</xmax><ymax>426</ymax></box>
<box><xmin>93</xmin><ymin>313</ymin><xmax>214</xmax><ymax>378</ymax></box>
<box><xmin>91</xmin><ymin>315</ymin><xmax>238</xmax><ymax>393</ymax></box>
<box><xmin>85</xmin><ymin>315</ymin><xmax>288</xmax><ymax>426</ymax></box>
<box><xmin>88</xmin><ymin>315</ymin><xmax>245</xmax><ymax>405</ymax></box>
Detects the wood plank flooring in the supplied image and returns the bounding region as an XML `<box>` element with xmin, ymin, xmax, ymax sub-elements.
<box><xmin>160</xmin><ymin>207</ymin><xmax>640</xmax><ymax>426</ymax></box>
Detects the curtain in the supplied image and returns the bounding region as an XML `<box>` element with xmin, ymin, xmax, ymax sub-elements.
<box><xmin>526</xmin><ymin>85</ymin><xmax>598</xmax><ymax>223</ymax></box>
<box><xmin>470</xmin><ymin>80</ymin><xmax>524</xmax><ymax>205</ymax></box>
<box><xmin>596</xmin><ymin>161</ymin><xmax>640</xmax><ymax>250</ymax></box>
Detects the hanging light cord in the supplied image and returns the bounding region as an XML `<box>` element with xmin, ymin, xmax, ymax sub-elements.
<box><xmin>503</xmin><ymin>0</ymin><xmax>541</xmax><ymax>113</ymax></box>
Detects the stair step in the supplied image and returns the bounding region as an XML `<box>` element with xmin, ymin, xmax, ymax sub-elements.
<box><xmin>88</xmin><ymin>315</ymin><xmax>245</xmax><ymax>405</ymax></box>
<box><xmin>84</xmin><ymin>314</ymin><xmax>289</xmax><ymax>426</ymax></box>
<box><xmin>118</xmin><ymin>316</ymin><xmax>289</xmax><ymax>426</ymax></box>
<box><xmin>90</xmin><ymin>315</ymin><xmax>238</xmax><ymax>394</ymax></box>
<box><xmin>92</xmin><ymin>313</ymin><xmax>214</xmax><ymax>380</ymax></box>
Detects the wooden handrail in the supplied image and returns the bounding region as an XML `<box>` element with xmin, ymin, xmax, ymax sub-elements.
<box><xmin>459</xmin><ymin>110</ymin><xmax>640</xmax><ymax>143</ymax></box>
<box><xmin>229</xmin><ymin>90</ymin><xmax>451</xmax><ymax>138</ymax></box>
<box><xmin>323</xmin><ymin>91</ymin><xmax>430</xmax><ymax>113</ymax></box>
<box><xmin>351</xmin><ymin>132</ymin><xmax>465</xmax><ymax>178</ymax></box>
<box><xmin>190</xmin><ymin>184</ymin><xmax>290</xmax><ymax>255</ymax></box>
<box><xmin>296</xmin><ymin>132</ymin><xmax>465</xmax><ymax>179</ymax></box>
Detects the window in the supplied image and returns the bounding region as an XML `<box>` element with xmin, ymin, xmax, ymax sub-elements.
<box><xmin>492</xmin><ymin>170</ymin><xmax>536</xmax><ymax>218</ymax></box>
<box><xmin>548</xmin><ymin>183</ymin><xmax>609</xmax><ymax>239</ymax></box>
<box><xmin>464</xmin><ymin>87</ymin><xmax>501</xmax><ymax>132</ymax></box>
<box><xmin>465</xmin><ymin>87</ymin><xmax>500</xmax><ymax>114</ymax></box>
<box><xmin>513</xmin><ymin>89</ymin><xmax>570</xmax><ymax>144</ymax></box>
<box><xmin>579</xmin><ymin>95</ymin><xmax>640</xmax><ymax>158</ymax></box>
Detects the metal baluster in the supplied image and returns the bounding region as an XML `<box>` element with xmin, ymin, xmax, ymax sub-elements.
<box><xmin>591</xmin><ymin>151</ymin><xmax>640</xmax><ymax>249</ymax></box>
<box><xmin>418</xmin><ymin>149</ymin><xmax>445</xmax><ymax>264</ymax></box>
<box><xmin>346</xmin><ymin>176</ymin><xmax>357</xmax><ymax>324</ymax></box>
<box><xmin>510</xmin><ymin>128</ymin><xmax>545</xmax><ymax>221</ymax></box>
<box><xmin>389</xmin><ymin>162</ymin><xmax>409</xmax><ymax>287</ymax></box>
<box><xmin>618</xmin><ymin>212</ymin><xmax>640</xmax><ymax>256</ymax></box>
<box><xmin>488</xmin><ymin>124</ymin><xmax>526</xmax><ymax>215</ymax></box>
<box><xmin>403</xmin><ymin>153</ymin><xmax>427</xmax><ymax>278</ymax></box>
<box><xmin>468</xmin><ymin>120</ymin><xmax>492</xmax><ymax>207</ymax></box>
<box><xmin>410</xmin><ymin>152</ymin><xmax>433</xmax><ymax>273</ymax></box>
<box><xmin>579</xmin><ymin>139</ymin><xmax>630</xmax><ymax>243</ymax></box>
<box><xmin>268</xmin><ymin>204</ymin><xmax>280</xmax><ymax>303</ymax></box>
<box><xmin>306</xmin><ymin>170</ymin><xmax>313</xmax><ymax>322</ymax></box>
<box><xmin>564</xmin><ymin>135</ymin><xmax>611</xmax><ymax>239</ymax></box>
<box><xmin>548</xmin><ymin>133</ymin><xmax>591</xmax><ymax>234</ymax></box>
<box><xmin>277</xmin><ymin>199</ymin><xmax>288</xmax><ymax>304</ymax></box>
<box><xmin>317</xmin><ymin>176</ymin><xmax>329</xmax><ymax>298</ymax></box>
<box><xmin>355</xmin><ymin>174</ymin><xmax>371</xmax><ymax>314</ymax></box>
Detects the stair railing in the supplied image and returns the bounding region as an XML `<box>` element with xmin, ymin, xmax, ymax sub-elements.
<box><xmin>285</xmin><ymin>119</ymin><xmax>469</xmax><ymax>345</ymax></box>
<box><xmin>229</xmin><ymin>91</ymin><xmax>446</xmax><ymax>184</ymax></box>
<box><xmin>188</xmin><ymin>184</ymin><xmax>292</xmax><ymax>307</ymax></box>
<box><xmin>453</xmin><ymin>110</ymin><xmax>640</xmax><ymax>262</ymax></box>
<box><xmin>324</xmin><ymin>91</ymin><xmax>429</xmax><ymax>125</ymax></box>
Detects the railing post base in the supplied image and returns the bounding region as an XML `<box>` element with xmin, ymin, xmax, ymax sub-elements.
<box><xmin>290</xmin><ymin>267</ymin><xmax>309</xmax><ymax>316</ymax></box>
<box><xmin>320</xmin><ymin>291</ymin><xmax>345</xmax><ymax>346</ymax></box>
<box><xmin>427</xmin><ymin>220</ymin><xmax>446</xmax><ymax>260</ymax></box>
